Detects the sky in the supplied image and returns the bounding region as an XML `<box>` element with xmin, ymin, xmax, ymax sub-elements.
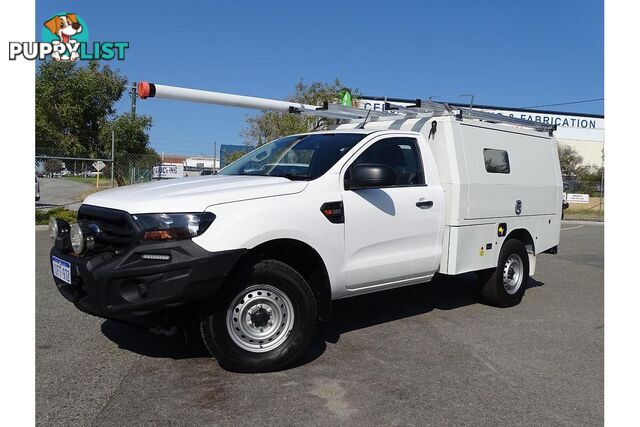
<box><xmin>36</xmin><ymin>0</ymin><xmax>604</xmax><ymax>158</ymax></box>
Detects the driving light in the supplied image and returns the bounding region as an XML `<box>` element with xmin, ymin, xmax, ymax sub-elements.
<box><xmin>133</xmin><ymin>213</ymin><xmax>215</xmax><ymax>241</ymax></box>
<box><xmin>49</xmin><ymin>217</ymin><xmax>70</xmax><ymax>240</ymax></box>
<box><xmin>70</xmin><ymin>223</ymin><xmax>85</xmax><ymax>254</ymax></box>
<box><xmin>49</xmin><ymin>217</ymin><xmax>59</xmax><ymax>239</ymax></box>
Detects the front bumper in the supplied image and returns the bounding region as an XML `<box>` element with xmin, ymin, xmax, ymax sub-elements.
<box><xmin>50</xmin><ymin>239</ymin><xmax>246</xmax><ymax>321</ymax></box>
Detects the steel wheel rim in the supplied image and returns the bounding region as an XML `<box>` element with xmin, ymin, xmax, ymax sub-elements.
<box><xmin>226</xmin><ymin>285</ymin><xmax>295</xmax><ymax>353</ymax></box>
<box><xmin>502</xmin><ymin>254</ymin><xmax>524</xmax><ymax>294</ymax></box>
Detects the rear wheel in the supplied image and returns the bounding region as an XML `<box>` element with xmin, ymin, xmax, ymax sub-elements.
<box><xmin>200</xmin><ymin>259</ymin><xmax>317</xmax><ymax>372</ymax></box>
<box><xmin>479</xmin><ymin>239</ymin><xmax>530</xmax><ymax>307</ymax></box>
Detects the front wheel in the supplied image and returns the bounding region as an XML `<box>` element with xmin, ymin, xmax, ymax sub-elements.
<box><xmin>479</xmin><ymin>239</ymin><xmax>530</xmax><ymax>307</ymax></box>
<box><xmin>200</xmin><ymin>259</ymin><xmax>318</xmax><ymax>372</ymax></box>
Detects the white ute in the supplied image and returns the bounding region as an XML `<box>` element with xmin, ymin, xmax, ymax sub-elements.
<box><xmin>49</xmin><ymin>82</ymin><xmax>562</xmax><ymax>372</ymax></box>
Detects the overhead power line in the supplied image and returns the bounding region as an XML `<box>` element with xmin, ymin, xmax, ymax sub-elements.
<box><xmin>523</xmin><ymin>98</ymin><xmax>604</xmax><ymax>109</ymax></box>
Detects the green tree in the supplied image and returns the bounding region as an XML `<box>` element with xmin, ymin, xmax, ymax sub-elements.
<box><xmin>224</xmin><ymin>150</ymin><xmax>247</xmax><ymax>166</ymax></box>
<box><xmin>97</xmin><ymin>114</ymin><xmax>159</xmax><ymax>185</ymax></box>
<box><xmin>99</xmin><ymin>113</ymin><xmax>153</xmax><ymax>154</ymax></box>
<box><xmin>36</xmin><ymin>61</ymin><xmax>125</xmax><ymax>156</ymax></box>
<box><xmin>36</xmin><ymin>60</ymin><xmax>154</xmax><ymax>158</ymax></box>
<box><xmin>44</xmin><ymin>159</ymin><xmax>64</xmax><ymax>175</ymax></box>
<box><xmin>557</xmin><ymin>143</ymin><xmax>583</xmax><ymax>178</ymax></box>
<box><xmin>241</xmin><ymin>79</ymin><xmax>358</xmax><ymax>146</ymax></box>
<box><xmin>576</xmin><ymin>165</ymin><xmax>604</xmax><ymax>195</ymax></box>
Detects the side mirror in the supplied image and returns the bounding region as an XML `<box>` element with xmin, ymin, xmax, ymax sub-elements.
<box><xmin>346</xmin><ymin>163</ymin><xmax>395</xmax><ymax>190</ymax></box>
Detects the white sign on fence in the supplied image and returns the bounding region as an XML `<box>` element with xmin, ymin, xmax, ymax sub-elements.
<box><xmin>566</xmin><ymin>193</ymin><xmax>590</xmax><ymax>204</ymax></box>
<box><xmin>153</xmin><ymin>165</ymin><xmax>184</xmax><ymax>179</ymax></box>
<box><xmin>92</xmin><ymin>160</ymin><xmax>106</xmax><ymax>171</ymax></box>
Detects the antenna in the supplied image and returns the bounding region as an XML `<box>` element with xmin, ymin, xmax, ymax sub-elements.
<box><xmin>459</xmin><ymin>94</ymin><xmax>475</xmax><ymax>110</ymax></box>
<box><xmin>357</xmin><ymin>109</ymin><xmax>372</xmax><ymax>129</ymax></box>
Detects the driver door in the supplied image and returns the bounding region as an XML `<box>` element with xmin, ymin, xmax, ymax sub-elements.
<box><xmin>341</xmin><ymin>136</ymin><xmax>442</xmax><ymax>290</ymax></box>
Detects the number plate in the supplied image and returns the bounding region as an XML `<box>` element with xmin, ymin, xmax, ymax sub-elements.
<box><xmin>52</xmin><ymin>256</ymin><xmax>72</xmax><ymax>284</ymax></box>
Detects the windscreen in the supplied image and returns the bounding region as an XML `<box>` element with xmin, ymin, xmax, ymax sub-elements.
<box><xmin>218</xmin><ymin>133</ymin><xmax>366</xmax><ymax>180</ymax></box>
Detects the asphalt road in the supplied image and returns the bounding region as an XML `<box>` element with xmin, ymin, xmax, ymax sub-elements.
<box><xmin>36</xmin><ymin>224</ymin><xmax>603</xmax><ymax>426</ymax></box>
<box><xmin>36</xmin><ymin>178</ymin><xmax>93</xmax><ymax>210</ymax></box>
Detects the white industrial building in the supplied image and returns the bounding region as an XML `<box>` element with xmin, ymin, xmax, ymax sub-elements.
<box><xmin>185</xmin><ymin>156</ymin><xmax>220</xmax><ymax>170</ymax></box>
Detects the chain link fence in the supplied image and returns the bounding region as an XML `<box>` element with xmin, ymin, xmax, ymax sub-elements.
<box><xmin>563</xmin><ymin>179</ymin><xmax>604</xmax><ymax>221</ymax></box>
<box><xmin>35</xmin><ymin>142</ymin><xmax>161</xmax><ymax>212</ymax></box>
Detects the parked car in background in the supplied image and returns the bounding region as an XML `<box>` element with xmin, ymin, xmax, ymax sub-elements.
<box><xmin>35</xmin><ymin>176</ymin><xmax>40</xmax><ymax>202</ymax></box>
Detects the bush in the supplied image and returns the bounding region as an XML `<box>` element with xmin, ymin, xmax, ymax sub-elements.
<box><xmin>35</xmin><ymin>207</ymin><xmax>77</xmax><ymax>225</ymax></box>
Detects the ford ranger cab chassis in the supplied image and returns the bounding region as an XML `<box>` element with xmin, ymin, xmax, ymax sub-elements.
<box><xmin>49</xmin><ymin>85</ymin><xmax>562</xmax><ymax>372</ymax></box>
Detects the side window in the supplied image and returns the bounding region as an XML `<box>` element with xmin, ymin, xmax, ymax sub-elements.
<box><xmin>483</xmin><ymin>148</ymin><xmax>510</xmax><ymax>174</ymax></box>
<box><xmin>351</xmin><ymin>137</ymin><xmax>425</xmax><ymax>186</ymax></box>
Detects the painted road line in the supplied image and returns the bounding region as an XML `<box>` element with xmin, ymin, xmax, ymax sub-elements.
<box><xmin>561</xmin><ymin>225</ymin><xmax>584</xmax><ymax>231</ymax></box>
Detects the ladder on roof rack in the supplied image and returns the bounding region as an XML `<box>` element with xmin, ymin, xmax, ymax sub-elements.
<box><xmin>137</xmin><ymin>81</ymin><xmax>557</xmax><ymax>135</ymax></box>
<box><xmin>457</xmin><ymin>108</ymin><xmax>556</xmax><ymax>134</ymax></box>
<box><xmin>293</xmin><ymin>100</ymin><xmax>555</xmax><ymax>134</ymax></box>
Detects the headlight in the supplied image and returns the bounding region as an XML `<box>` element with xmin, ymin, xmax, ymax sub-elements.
<box><xmin>70</xmin><ymin>223</ymin><xmax>85</xmax><ymax>254</ymax></box>
<box><xmin>132</xmin><ymin>212</ymin><xmax>215</xmax><ymax>241</ymax></box>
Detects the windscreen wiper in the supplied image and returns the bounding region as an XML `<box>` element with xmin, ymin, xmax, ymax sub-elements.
<box><xmin>269</xmin><ymin>173</ymin><xmax>309</xmax><ymax>181</ymax></box>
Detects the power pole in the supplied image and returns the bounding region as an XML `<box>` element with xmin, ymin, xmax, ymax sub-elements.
<box><xmin>111</xmin><ymin>129</ymin><xmax>115</xmax><ymax>187</ymax></box>
<box><xmin>214</xmin><ymin>141</ymin><xmax>217</xmax><ymax>171</ymax></box>
<box><xmin>130</xmin><ymin>82</ymin><xmax>137</xmax><ymax>116</ymax></box>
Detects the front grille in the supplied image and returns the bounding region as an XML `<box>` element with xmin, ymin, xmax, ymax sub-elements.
<box><xmin>77</xmin><ymin>205</ymin><xmax>139</xmax><ymax>251</ymax></box>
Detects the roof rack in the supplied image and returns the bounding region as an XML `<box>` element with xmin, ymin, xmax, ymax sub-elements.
<box><xmin>293</xmin><ymin>101</ymin><xmax>556</xmax><ymax>135</ymax></box>
<box><xmin>137</xmin><ymin>82</ymin><xmax>556</xmax><ymax>135</ymax></box>
<box><xmin>456</xmin><ymin>108</ymin><xmax>556</xmax><ymax>134</ymax></box>
<box><xmin>289</xmin><ymin>100</ymin><xmax>453</xmax><ymax>123</ymax></box>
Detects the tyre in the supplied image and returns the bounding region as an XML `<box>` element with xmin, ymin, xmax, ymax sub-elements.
<box><xmin>200</xmin><ymin>259</ymin><xmax>318</xmax><ymax>372</ymax></box>
<box><xmin>479</xmin><ymin>238</ymin><xmax>530</xmax><ymax>307</ymax></box>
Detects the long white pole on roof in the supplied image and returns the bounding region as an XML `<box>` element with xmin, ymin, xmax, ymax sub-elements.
<box><xmin>137</xmin><ymin>82</ymin><xmax>319</xmax><ymax>113</ymax></box>
<box><xmin>137</xmin><ymin>81</ymin><xmax>555</xmax><ymax>134</ymax></box>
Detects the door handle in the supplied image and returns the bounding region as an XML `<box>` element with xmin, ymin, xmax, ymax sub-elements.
<box><xmin>416</xmin><ymin>200</ymin><xmax>433</xmax><ymax>209</ymax></box>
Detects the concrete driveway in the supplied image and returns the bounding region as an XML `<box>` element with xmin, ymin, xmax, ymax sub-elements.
<box><xmin>36</xmin><ymin>223</ymin><xmax>603</xmax><ymax>425</ymax></box>
<box><xmin>36</xmin><ymin>178</ymin><xmax>95</xmax><ymax>210</ymax></box>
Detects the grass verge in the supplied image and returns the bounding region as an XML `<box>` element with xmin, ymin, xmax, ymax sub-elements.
<box><xmin>63</xmin><ymin>175</ymin><xmax>112</xmax><ymax>187</ymax></box>
<box><xmin>563</xmin><ymin>197</ymin><xmax>604</xmax><ymax>221</ymax></box>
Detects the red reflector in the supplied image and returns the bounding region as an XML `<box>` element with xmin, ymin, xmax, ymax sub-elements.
<box><xmin>322</xmin><ymin>209</ymin><xmax>333</xmax><ymax>215</ymax></box>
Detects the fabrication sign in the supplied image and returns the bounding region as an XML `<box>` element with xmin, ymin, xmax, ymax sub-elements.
<box><xmin>474</xmin><ymin>108</ymin><xmax>603</xmax><ymax>141</ymax></box>
<box><xmin>357</xmin><ymin>99</ymin><xmax>604</xmax><ymax>141</ymax></box>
